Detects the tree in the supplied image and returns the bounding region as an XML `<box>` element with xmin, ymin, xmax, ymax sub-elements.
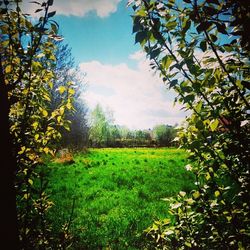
<box><xmin>49</xmin><ymin>42</ymin><xmax>89</xmax><ymax>150</ymax></box>
<box><xmin>61</xmin><ymin>98</ymin><xmax>89</xmax><ymax>150</ymax></box>
<box><xmin>89</xmin><ymin>104</ymin><xmax>112</xmax><ymax>147</ymax></box>
<box><xmin>0</xmin><ymin>1</ymin><xmax>74</xmax><ymax>248</ymax></box>
<box><xmin>153</xmin><ymin>125</ymin><xmax>177</xmax><ymax>147</ymax></box>
<box><xmin>131</xmin><ymin>0</ymin><xmax>250</xmax><ymax>248</ymax></box>
<box><xmin>108</xmin><ymin>125</ymin><xmax>121</xmax><ymax>147</ymax></box>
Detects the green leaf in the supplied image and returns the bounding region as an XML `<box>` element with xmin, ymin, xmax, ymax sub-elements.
<box><xmin>162</xmin><ymin>55</ymin><xmax>172</xmax><ymax>70</ymax></box>
<box><xmin>32</xmin><ymin>121</ymin><xmax>39</xmax><ymax>130</ymax></box>
<box><xmin>48</xmin><ymin>0</ymin><xmax>53</xmax><ymax>6</ymax></box>
<box><xmin>193</xmin><ymin>191</ymin><xmax>200</xmax><ymax>199</ymax></box>
<box><xmin>34</xmin><ymin>134</ymin><xmax>39</xmax><ymax>141</ymax></box>
<box><xmin>210</xmin><ymin>119</ymin><xmax>219</xmax><ymax>131</ymax></box>
<box><xmin>133</xmin><ymin>21</ymin><xmax>142</xmax><ymax>33</ymax></box>
<box><xmin>28</xmin><ymin>179</ymin><xmax>33</xmax><ymax>185</ymax></box>
<box><xmin>48</xmin><ymin>82</ymin><xmax>53</xmax><ymax>89</ymax></box>
<box><xmin>182</xmin><ymin>19</ymin><xmax>191</xmax><ymax>33</ymax></box>
<box><xmin>66</xmin><ymin>102</ymin><xmax>73</xmax><ymax>110</ymax></box>
<box><xmin>205</xmin><ymin>172</ymin><xmax>211</xmax><ymax>180</ymax></box>
<box><xmin>215</xmin><ymin>190</ymin><xmax>220</xmax><ymax>197</ymax></box>
<box><xmin>184</xmin><ymin>94</ymin><xmax>195</xmax><ymax>103</ymax></box>
<box><xmin>35</xmin><ymin>8</ymin><xmax>43</xmax><ymax>13</ymax></box>
<box><xmin>200</xmin><ymin>40</ymin><xmax>207</xmax><ymax>52</ymax></box>
<box><xmin>18</xmin><ymin>146</ymin><xmax>26</xmax><ymax>155</ymax></box>
<box><xmin>149</xmin><ymin>48</ymin><xmax>161</xmax><ymax>59</ymax></box>
<box><xmin>135</xmin><ymin>31</ymin><xmax>147</xmax><ymax>45</ymax></box>
<box><xmin>57</xmin><ymin>116</ymin><xmax>62</xmax><ymax>123</ymax></box>
<box><xmin>185</xmin><ymin>242</ymin><xmax>192</xmax><ymax>248</ymax></box>
<box><xmin>43</xmin><ymin>147</ymin><xmax>49</xmax><ymax>154</ymax></box>
<box><xmin>210</xmin><ymin>34</ymin><xmax>218</xmax><ymax>42</ymax></box>
<box><xmin>58</xmin><ymin>86</ymin><xmax>66</xmax><ymax>94</ymax></box>
<box><xmin>48</xmin><ymin>11</ymin><xmax>56</xmax><ymax>18</ymax></box>
<box><xmin>68</xmin><ymin>88</ymin><xmax>75</xmax><ymax>95</ymax></box>
<box><xmin>135</xmin><ymin>8</ymin><xmax>147</xmax><ymax>17</ymax></box>
<box><xmin>43</xmin><ymin>94</ymin><xmax>51</xmax><ymax>101</ymax></box>
<box><xmin>51</xmin><ymin>23</ymin><xmax>58</xmax><ymax>33</ymax></box>
<box><xmin>195</xmin><ymin>101</ymin><xmax>202</xmax><ymax>113</ymax></box>
<box><xmin>64</xmin><ymin>123</ymin><xmax>70</xmax><ymax>131</ymax></box>
<box><xmin>169</xmin><ymin>79</ymin><xmax>178</xmax><ymax>88</ymax></box>
<box><xmin>236</xmin><ymin>80</ymin><xmax>244</xmax><ymax>90</ymax></box>
<box><xmin>5</xmin><ymin>65</ymin><xmax>12</xmax><ymax>73</ymax></box>
<box><xmin>215</xmin><ymin>22</ymin><xmax>227</xmax><ymax>35</ymax></box>
<box><xmin>186</xmin><ymin>198</ymin><xmax>194</xmax><ymax>205</ymax></box>
<box><xmin>196</xmin><ymin>22</ymin><xmax>212</xmax><ymax>33</ymax></box>
<box><xmin>152</xmin><ymin>223</ymin><xmax>159</xmax><ymax>231</ymax></box>
<box><xmin>23</xmin><ymin>193</ymin><xmax>30</xmax><ymax>200</ymax></box>
<box><xmin>162</xmin><ymin>218</ymin><xmax>171</xmax><ymax>225</ymax></box>
<box><xmin>165</xmin><ymin>21</ymin><xmax>177</xmax><ymax>30</ymax></box>
<box><xmin>42</xmin><ymin>109</ymin><xmax>48</xmax><ymax>117</ymax></box>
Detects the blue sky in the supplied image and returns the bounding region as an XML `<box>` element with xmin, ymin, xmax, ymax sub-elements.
<box><xmin>24</xmin><ymin>0</ymin><xmax>186</xmax><ymax>129</ymax></box>
<box><xmin>54</xmin><ymin>1</ymin><xmax>139</xmax><ymax>67</ymax></box>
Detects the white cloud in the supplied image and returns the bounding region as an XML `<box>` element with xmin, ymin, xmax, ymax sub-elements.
<box><xmin>79</xmin><ymin>51</ymin><xmax>186</xmax><ymax>129</ymax></box>
<box><xmin>21</xmin><ymin>0</ymin><xmax>121</xmax><ymax>18</ymax></box>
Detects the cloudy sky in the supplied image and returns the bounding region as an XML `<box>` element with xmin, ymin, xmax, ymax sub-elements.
<box><xmin>25</xmin><ymin>0</ymin><xmax>186</xmax><ymax>129</ymax></box>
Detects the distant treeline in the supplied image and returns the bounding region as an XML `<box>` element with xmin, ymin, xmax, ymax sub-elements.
<box><xmin>88</xmin><ymin>104</ymin><xmax>178</xmax><ymax>148</ymax></box>
<box><xmin>89</xmin><ymin>135</ymin><xmax>177</xmax><ymax>148</ymax></box>
<box><xmin>57</xmin><ymin>92</ymin><xmax>178</xmax><ymax>149</ymax></box>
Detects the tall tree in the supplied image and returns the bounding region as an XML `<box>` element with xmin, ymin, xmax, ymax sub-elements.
<box><xmin>49</xmin><ymin>42</ymin><xmax>89</xmax><ymax>150</ymax></box>
<box><xmin>153</xmin><ymin>125</ymin><xmax>176</xmax><ymax>147</ymax></box>
<box><xmin>131</xmin><ymin>0</ymin><xmax>250</xmax><ymax>248</ymax></box>
<box><xmin>89</xmin><ymin>104</ymin><xmax>112</xmax><ymax>147</ymax></box>
<box><xmin>0</xmin><ymin>1</ymin><xmax>74</xmax><ymax>248</ymax></box>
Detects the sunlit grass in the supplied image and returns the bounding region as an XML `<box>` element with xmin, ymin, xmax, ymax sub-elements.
<box><xmin>46</xmin><ymin>148</ymin><xmax>195</xmax><ymax>249</ymax></box>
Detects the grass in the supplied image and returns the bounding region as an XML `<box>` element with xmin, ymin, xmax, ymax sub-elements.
<box><xmin>46</xmin><ymin>148</ymin><xmax>195</xmax><ymax>249</ymax></box>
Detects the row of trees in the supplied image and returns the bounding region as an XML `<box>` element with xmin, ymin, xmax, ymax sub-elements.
<box><xmin>88</xmin><ymin>104</ymin><xmax>177</xmax><ymax>147</ymax></box>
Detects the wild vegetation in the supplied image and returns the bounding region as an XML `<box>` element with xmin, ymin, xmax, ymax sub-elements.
<box><xmin>50</xmin><ymin>42</ymin><xmax>89</xmax><ymax>151</ymax></box>
<box><xmin>0</xmin><ymin>1</ymin><xmax>80</xmax><ymax>248</ymax></box>
<box><xmin>0</xmin><ymin>0</ymin><xmax>249</xmax><ymax>249</ymax></box>
<box><xmin>131</xmin><ymin>0</ymin><xmax>250</xmax><ymax>248</ymax></box>
<box><xmin>89</xmin><ymin>104</ymin><xmax>177</xmax><ymax>148</ymax></box>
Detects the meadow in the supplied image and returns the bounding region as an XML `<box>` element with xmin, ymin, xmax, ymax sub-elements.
<box><xmin>46</xmin><ymin>148</ymin><xmax>195</xmax><ymax>249</ymax></box>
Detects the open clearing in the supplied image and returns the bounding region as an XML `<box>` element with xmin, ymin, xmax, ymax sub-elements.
<box><xmin>46</xmin><ymin>148</ymin><xmax>195</xmax><ymax>249</ymax></box>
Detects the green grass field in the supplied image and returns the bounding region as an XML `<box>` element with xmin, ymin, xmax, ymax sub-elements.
<box><xmin>46</xmin><ymin>148</ymin><xmax>195</xmax><ymax>249</ymax></box>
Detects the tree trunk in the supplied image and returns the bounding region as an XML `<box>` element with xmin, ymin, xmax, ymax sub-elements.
<box><xmin>0</xmin><ymin>67</ymin><xmax>19</xmax><ymax>248</ymax></box>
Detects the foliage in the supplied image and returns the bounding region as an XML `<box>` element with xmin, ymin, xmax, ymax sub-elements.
<box><xmin>89</xmin><ymin>104</ymin><xmax>177</xmax><ymax>147</ymax></box>
<box><xmin>49</xmin><ymin>42</ymin><xmax>89</xmax><ymax>151</ymax></box>
<box><xmin>130</xmin><ymin>0</ymin><xmax>250</xmax><ymax>249</ymax></box>
<box><xmin>0</xmin><ymin>1</ymin><xmax>75</xmax><ymax>248</ymax></box>
<box><xmin>46</xmin><ymin>148</ymin><xmax>194</xmax><ymax>249</ymax></box>
<box><xmin>153</xmin><ymin>124</ymin><xmax>177</xmax><ymax>147</ymax></box>
<box><xmin>88</xmin><ymin>104</ymin><xmax>113</xmax><ymax>147</ymax></box>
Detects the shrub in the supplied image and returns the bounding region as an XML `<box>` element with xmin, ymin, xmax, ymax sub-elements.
<box><xmin>131</xmin><ymin>0</ymin><xmax>250</xmax><ymax>248</ymax></box>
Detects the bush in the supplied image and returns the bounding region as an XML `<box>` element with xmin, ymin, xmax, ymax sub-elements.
<box><xmin>131</xmin><ymin>0</ymin><xmax>250</xmax><ymax>248</ymax></box>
